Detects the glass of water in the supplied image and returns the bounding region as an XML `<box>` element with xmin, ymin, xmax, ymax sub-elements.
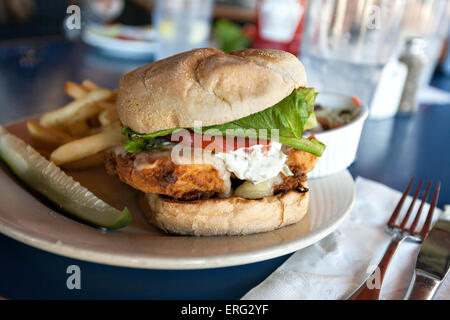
<box><xmin>300</xmin><ymin>0</ymin><xmax>406</xmax><ymax>108</ymax></box>
<box><xmin>153</xmin><ymin>0</ymin><xmax>214</xmax><ymax>60</ymax></box>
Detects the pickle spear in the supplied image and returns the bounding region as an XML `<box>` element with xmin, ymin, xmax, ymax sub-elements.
<box><xmin>0</xmin><ymin>125</ymin><xmax>131</xmax><ymax>230</ymax></box>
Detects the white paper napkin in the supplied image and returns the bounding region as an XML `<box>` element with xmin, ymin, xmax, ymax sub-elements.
<box><xmin>242</xmin><ymin>176</ymin><xmax>449</xmax><ymax>300</ymax></box>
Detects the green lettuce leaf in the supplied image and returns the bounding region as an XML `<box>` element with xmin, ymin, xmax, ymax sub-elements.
<box><xmin>198</xmin><ymin>88</ymin><xmax>324</xmax><ymax>156</ymax></box>
<box><xmin>122</xmin><ymin>88</ymin><xmax>325</xmax><ymax>156</ymax></box>
<box><xmin>122</xmin><ymin>127</ymin><xmax>180</xmax><ymax>153</ymax></box>
<box><xmin>203</xmin><ymin>87</ymin><xmax>316</xmax><ymax>137</ymax></box>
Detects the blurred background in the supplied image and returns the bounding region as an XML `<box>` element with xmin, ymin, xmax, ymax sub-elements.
<box><xmin>1</xmin><ymin>0</ymin><xmax>450</xmax><ymax>119</ymax></box>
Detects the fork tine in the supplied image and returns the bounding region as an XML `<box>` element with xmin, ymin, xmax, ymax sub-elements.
<box><xmin>409</xmin><ymin>181</ymin><xmax>431</xmax><ymax>233</ymax></box>
<box><xmin>400</xmin><ymin>178</ymin><xmax>423</xmax><ymax>229</ymax></box>
<box><xmin>387</xmin><ymin>176</ymin><xmax>415</xmax><ymax>228</ymax></box>
<box><xmin>419</xmin><ymin>182</ymin><xmax>440</xmax><ymax>237</ymax></box>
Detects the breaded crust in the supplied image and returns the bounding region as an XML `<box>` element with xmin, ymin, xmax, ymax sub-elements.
<box><xmin>285</xmin><ymin>147</ymin><xmax>318</xmax><ymax>175</ymax></box>
<box><xmin>105</xmin><ymin>147</ymin><xmax>318</xmax><ymax>200</ymax></box>
<box><xmin>104</xmin><ymin>151</ymin><xmax>225</xmax><ymax>200</ymax></box>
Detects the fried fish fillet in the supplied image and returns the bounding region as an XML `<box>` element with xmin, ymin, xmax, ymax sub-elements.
<box><xmin>285</xmin><ymin>147</ymin><xmax>318</xmax><ymax>175</ymax></box>
<box><xmin>105</xmin><ymin>150</ymin><xmax>225</xmax><ymax>200</ymax></box>
<box><xmin>104</xmin><ymin>147</ymin><xmax>317</xmax><ymax>200</ymax></box>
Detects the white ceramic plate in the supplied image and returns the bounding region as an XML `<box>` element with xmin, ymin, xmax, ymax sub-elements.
<box><xmin>0</xmin><ymin>121</ymin><xmax>355</xmax><ymax>270</ymax></box>
<box><xmin>81</xmin><ymin>24</ymin><xmax>158</xmax><ymax>59</ymax></box>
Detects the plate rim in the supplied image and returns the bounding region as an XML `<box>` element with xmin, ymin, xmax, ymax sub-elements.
<box><xmin>0</xmin><ymin>166</ymin><xmax>355</xmax><ymax>269</ymax></box>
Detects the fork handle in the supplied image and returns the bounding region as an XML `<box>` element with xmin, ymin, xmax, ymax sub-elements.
<box><xmin>405</xmin><ymin>272</ymin><xmax>441</xmax><ymax>300</ymax></box>
<box><xmin>348</xmin><ymin>236</ymin><xmax>405</xmax><ymax>300</ymax></box>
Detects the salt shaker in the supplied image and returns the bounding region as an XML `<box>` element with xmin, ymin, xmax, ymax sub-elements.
<box><xmin>398</xmin><ymin>38</ymin><xmax>428</xmax><ymax>114</ymax></box>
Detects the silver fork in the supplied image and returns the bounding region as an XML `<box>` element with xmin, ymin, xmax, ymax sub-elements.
<box><xmin>348</xmin><ymin>176</ymin><xmax>441</xmax><ymax>300</ymax></box>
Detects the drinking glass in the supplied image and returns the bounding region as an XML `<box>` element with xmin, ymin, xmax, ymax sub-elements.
<box><xmin>300</xmin><ymin>0</ymin><xmax>406</xmax><ymax>108</ymax></box>
<box><xmin>153</xmin><ymin>0</ymin><xmax>214</xmax><ymax>60</ymax></box>
<box><xmin>399</xmin><ymin>0</ymin><xmax>450</xmax><ymax>86</ymax></box>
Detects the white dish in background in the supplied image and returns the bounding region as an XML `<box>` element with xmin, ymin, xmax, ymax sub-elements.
<box><xmin>0</xmin><ymin>119</ymin><xmax>355</xmax><ymax>270</ymax></box>
<box><xmin>81</xmin><ymin>24</ymin><xmax>158</xmax><ymax>59</ymax></box>
<box><xmin>308</xmin><ymin>93</ymin><xmax>368</xmax><ymax>179</ymax></box>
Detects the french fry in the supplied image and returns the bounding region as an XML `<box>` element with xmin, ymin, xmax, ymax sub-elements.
<box><xmin>98</xmin><ymin>108</ymin><xmax>119</xmax><ymax>127</ymax></box>
<box><xmin>40</xmin><ymin>89</ymin><xmax>112</xmax><ymax>128</ymax></box>
<box><xmin>87</xmin><ymin>114</ymin><xmax>102</xmax><ymax>128</ymax></box>
<box><xmin>66</xmin><ymin>119</ymin><xmax>90</xmax><ymax>137</ymax></box>
<box><xmin>97</xmin><ymin>101</ymin><xmax>116</xmax><ymax>110</ymax></box>
<box><xmin>106</xmin><ymin>90</ymin><xmax>118</xmax><ymax>102</ymax></box>
<box><xmin>35</xmin><ymin>79</ymin><xmax>124</xmax><ymax>169</ymax></box>
<box><xmin>64</xmin><ymin>81</ymin><xmax>89</xmax><ymax>99</ymax></box>
<box><xmin>81</xmin><ymin>79</ymin><xmax>100</xmax><ymax>91</ymax></box>
<box><xmin>26</xmin><ymin>121</ymin><xmax>73</xmax><ymax>149</ymax></box>
<box><xmin>50</xmin><ymin>123</ymin><xmax>126</xmax><ymax>165</ymax></box>
<box><xmin>35</xmin><ymin>149</ymin><xmax>51</xmax><ymax>159</ymax></box>
<box><xmin>61</xmin><ymin>152</ymin><xmax>104</xmax><ymax>170</ymax></box>
<box><xmin>88</xmin><ymin>126</ymin><xmax>104</xmax><ymax>135</ymax></box>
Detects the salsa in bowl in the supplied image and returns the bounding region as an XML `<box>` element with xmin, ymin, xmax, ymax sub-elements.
<box><xmin>305</xmin><ymin>93</ymin><xmax>368</xmax><ymax>178</ymax></box>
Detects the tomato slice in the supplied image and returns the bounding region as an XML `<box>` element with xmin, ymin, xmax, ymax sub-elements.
<box><xmin>316</xmin><ymin>116</ymin><xmax>329</xmax><ymax>129</ymax></box>
<box><xmin>163</xmin><ymin>131</ymin><xmax>270</xmax><ymax>153</ymax></box>
<box><xmin>116</xmin><ymin>35</ymin><xmax>137</xmax><ymax>41</ymax></box>
<box><xmin>352</xmin><ymin>96</ymin><xmax>361</xmax><ymax>107</ymax></box>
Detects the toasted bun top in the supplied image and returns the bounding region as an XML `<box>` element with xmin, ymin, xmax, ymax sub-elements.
<box><xmin>117</xmin><ymin>48</ymin><xmax>307</xmax><ymax>133</ymax></box>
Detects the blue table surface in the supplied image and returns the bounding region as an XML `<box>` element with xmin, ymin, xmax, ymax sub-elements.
<box><xmin>0</xmin><ymin>38</ymin><xmax>449</xmax><ymax>299</ymax></box>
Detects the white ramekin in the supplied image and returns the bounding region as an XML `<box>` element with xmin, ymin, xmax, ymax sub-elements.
<box><xmin>307</xmin><ymin>92</ymin><xmax>368</xmax><ymax>179</ymax></box>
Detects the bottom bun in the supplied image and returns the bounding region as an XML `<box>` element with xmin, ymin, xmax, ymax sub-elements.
<box><xmin>140</xmin><ymin>182</ymin><xmax>309</xmax><ymax>236</ymax></box>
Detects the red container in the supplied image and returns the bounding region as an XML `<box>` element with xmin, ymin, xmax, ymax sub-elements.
<box><xmin>253</xmin><ymin>0</ymin><xmax>307</xmax><ymax>56</ymax></box>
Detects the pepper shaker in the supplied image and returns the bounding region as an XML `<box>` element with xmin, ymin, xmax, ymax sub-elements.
<box><xmin>398</xmin><ymin>38</ymin><xmax>428</xmax><ymax>114</ymax></box>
